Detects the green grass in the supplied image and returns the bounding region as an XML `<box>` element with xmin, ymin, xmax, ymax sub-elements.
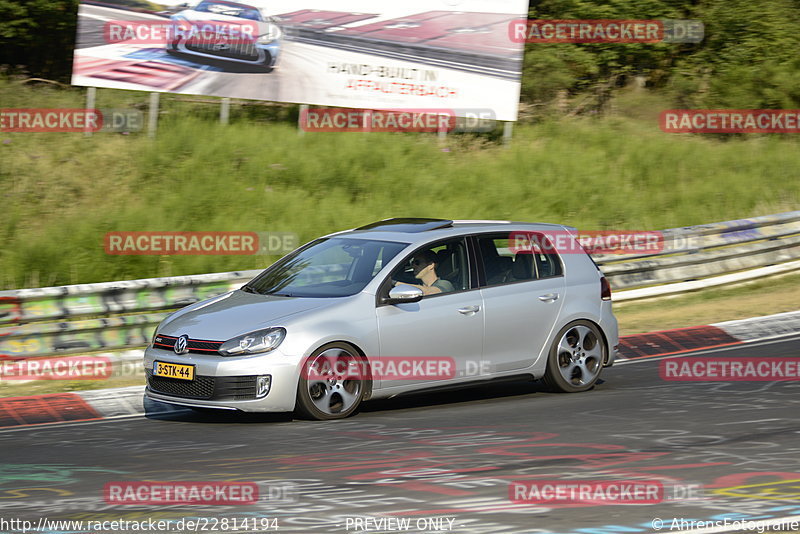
<box><xmin>1</xmin><ymin>79</ymin><xmax>799</xmax><ymax>288</ymax></box>
<box><xmin>615</xmin><ymin>271</ymin><xmax>800</xmax><ymax>335</ymax></box>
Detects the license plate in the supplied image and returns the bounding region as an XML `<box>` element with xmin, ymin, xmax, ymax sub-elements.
<box><xmin>153</xmin><ymin>361</ymin><xmax>195</xmax><ymax>381</ymax></box>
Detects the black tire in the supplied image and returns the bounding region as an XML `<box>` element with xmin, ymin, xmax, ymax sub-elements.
<box><xmin>260</xmin><ymin>52</ymin><xmax>274</xmax><ymax>73</ymax></box>
<box><xmin>542</xmin><ymin>320</ymin><xmax>606</xmax><ymax>393</ymax></box>
<box><xmin>295</xmin><ymin>342</ymin><xmax>368</xmax><ymax>420</ymax></box>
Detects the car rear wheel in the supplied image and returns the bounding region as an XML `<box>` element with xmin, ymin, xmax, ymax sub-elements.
<box><xmin>295</xmin><ymin>342</ymin><xmax>368</xmax><ymax>420</ymax></box>
<box><xmin>542</xmin><ymin>320</ymin><xmax>605</xmax><ymax>393</ymax></box>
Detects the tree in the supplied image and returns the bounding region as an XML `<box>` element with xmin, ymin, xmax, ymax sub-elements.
<box><xmin>0</xmin><ymin>0</ymin><xmax>79</xmax><ymax>81</ymax></box>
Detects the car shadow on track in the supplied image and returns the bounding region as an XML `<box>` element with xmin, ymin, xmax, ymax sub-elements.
<box><xmin>143</xmin><ymin>398</ymin><xmax>294</xmax><ymax>424</ymax></box>
<box><xmin>141</xmin><ymin>378</ymin><xmax>605</xmax><ymax>424</ymax></box>
<box><xmin>360</xmin><ymin>377</ymin><xmax>552</xmax><ymax>414</ymax></box>
<box><xmin>361</xmin><ymin>375</ymin><xmax>607</xmax><ymax>415</ymax></box>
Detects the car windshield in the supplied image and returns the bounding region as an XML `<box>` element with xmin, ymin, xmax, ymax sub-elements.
<box><xmin>243</xmin><ymin>238</ymin><xmax>408</xmax><ymax>298</ymax></box>
<box><xmin>194</xmin><ymin>1</ymin><xmax>261</xmax><ymax>20</ymax></box>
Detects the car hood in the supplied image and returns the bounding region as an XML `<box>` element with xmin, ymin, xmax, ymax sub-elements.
<box><xmin>158</xmin><ymin>290</ymin><xmax>335</xmax><ymax>340</ymax></box>
<box><xmin>177</xmin><ymin>10</ymin><xmax>269</xmax><ymax>27</ymax></box>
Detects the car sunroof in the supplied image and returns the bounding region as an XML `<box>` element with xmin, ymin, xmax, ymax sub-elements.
<box><xmin>354</xmin><ymin>218</ymin><xmax>454</xmax><ymax>233</ymax></box>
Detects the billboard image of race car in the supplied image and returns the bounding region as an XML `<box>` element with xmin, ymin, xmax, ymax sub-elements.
<box><xmin>167</xmin><ymin>0</ymin><xmax>282</xmax><ymax>72</ymax></box>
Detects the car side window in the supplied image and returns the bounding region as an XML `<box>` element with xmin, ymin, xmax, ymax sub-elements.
<box><xmin>475</xmin><ymin>235</ymin><xmax>519</xmax><ymax>286</ymax></box>
<box><xmin>476</xmin><ymin>233</ymin><xmax>563</xmax><ymax>287</ymax></box>
<box><xmin>386</xmin><ymin>238</ymin><xmax>469</xmax><ymax>298</ymax></box>
<box><xmin>528</xmin><ymin>234</ymin><xmax>563</xmax><ymax>279</ymax></box>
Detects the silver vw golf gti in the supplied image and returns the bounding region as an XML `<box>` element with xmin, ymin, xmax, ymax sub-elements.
<box><xmin>144</xmin><ymin>218</ymin><xmax>619</xmax><ymax>420</ymax></box>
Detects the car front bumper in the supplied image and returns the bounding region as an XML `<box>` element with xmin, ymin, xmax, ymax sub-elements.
<box><xmin>170</xmin><ymin>39</ymin><xmax>280</xmax><ymax>67</ymax></box>
<box><xmin>143</xmin><ymin>346</ymin><xmax>299</xmax><ymax>412</ymax></box>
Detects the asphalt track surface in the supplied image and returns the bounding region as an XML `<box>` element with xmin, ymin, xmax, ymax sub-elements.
<box><xmin>0</xmin><ymin>336</ymin><xmax>798</xmax><ymax>534</ymax></box>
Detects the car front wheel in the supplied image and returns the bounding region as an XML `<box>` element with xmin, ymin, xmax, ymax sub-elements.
<box><xmin>295</xmin><ymin>342</ymin><xmax>368</xmax><ymax>420</ymax></box>
<box><xmin>542</xmin><ymin>320</ymin><xmax>606</xmax><ymax>393</ymax></box>
<box><xmin>259</xmin><ymin>51</ymin><xmax>274</xmax><ymax>73</ymax></box>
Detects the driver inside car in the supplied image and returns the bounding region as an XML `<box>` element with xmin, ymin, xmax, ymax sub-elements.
<box><xmin>393</xmin><ymin>250</ymin><xmax>455</xmax><ymax>296</ymax></box>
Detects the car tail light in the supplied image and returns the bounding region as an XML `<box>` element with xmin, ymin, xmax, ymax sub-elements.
<box><xmin>600</xmin><ymin>277</ymin><xmax>612</xmax><ymax>301</ymax></box>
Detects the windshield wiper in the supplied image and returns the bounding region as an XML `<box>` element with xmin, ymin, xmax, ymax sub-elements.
<box><xmin>242</xmin><ymin>285</ymin><xmax>294</xmax><ymax>297</ymax></box>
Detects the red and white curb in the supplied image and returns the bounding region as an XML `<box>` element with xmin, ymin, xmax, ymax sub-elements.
<box><xmin>0</xmin><ymin>311</ymin><xmax>797</xmax><ymax>429</ymax></box>
<box><xmin>0</xmin><ymin>386</ymin><xmax>181</xmax><ymax>428</ymax></box>
<box><xmin>618</xmin><ymin>309</ymin><xmax>800</xmax><ymax>360</ymax></box>
<box><xmin>713</xmin><ymin>309</ymin><xmax>800</xmax><ymax>342</ymax></box>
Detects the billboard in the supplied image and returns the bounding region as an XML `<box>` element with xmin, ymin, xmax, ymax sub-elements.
<box><xmin>71</xmin><ymin>0</ymin><xmax>528</xmax><ymax>121</ymax></box>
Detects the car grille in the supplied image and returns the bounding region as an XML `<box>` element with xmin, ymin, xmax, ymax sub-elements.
<box><xmin>185</xmin><ymin>41</ymin><xmax>259</xmax><ymax>61</ymax></box>
<box><xmin>146</xmin><ymin>370</ymin><xmax>258</xmax><ymax>401</ymax></box>
<box><xmin>153</xmin><ymin>335</ymin><xmax>223</xmax><ymax>354</ymax></box>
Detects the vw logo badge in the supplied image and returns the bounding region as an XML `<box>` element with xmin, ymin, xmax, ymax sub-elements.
<box><xmin>174</xmin><ymin>334</ymin><xmax>189</xmax><ymax>355</ymax></box>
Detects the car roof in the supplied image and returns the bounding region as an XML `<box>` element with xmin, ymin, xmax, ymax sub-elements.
<box><xmin>324</xmin><ymin>218</ymin><xmax>574</xmax><ymax>245</ymax></box>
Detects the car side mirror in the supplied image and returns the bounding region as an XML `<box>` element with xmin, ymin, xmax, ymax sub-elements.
<box><xmin>384</xmin><ymin>285</ymin><xmax>423</xmax><ymax>305</ymax></box>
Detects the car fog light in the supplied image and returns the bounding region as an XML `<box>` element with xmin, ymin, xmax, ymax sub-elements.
<box><xmin>257</xmin><ymin>375</ymin><xmax>271</xmax><ymax>399</ymax></box>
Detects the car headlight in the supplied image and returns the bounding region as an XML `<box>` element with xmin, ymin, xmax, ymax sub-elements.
<box><xmin>257</xmin><ymin>25</ymin><xmax>282</xmax><ymax>44</ymax></box>
<box><xmin>218</xmin><ymin>327</ymin><xmax>286</xmax><ymax>356</ymax></box>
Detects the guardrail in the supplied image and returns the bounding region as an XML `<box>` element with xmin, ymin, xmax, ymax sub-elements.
<box><xmin>594</xmin><ymin>211</ymin><xmax>800</xmax><ymax>290</ymax></box>
<box><xmin>1</xmin><ymin>211</ymin><xmax>798</xmax><ymax>360</ymax></box>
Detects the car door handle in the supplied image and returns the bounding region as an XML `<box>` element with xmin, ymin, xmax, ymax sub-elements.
<box><xmin>538</xmin><ymin>293</ymin><xmax>560</xmax><ymax>302</ymax></box>
<box><xmin>458</xmin><ymin>305</ymin><xmax>481</xmax><ymax>315</ymax></box>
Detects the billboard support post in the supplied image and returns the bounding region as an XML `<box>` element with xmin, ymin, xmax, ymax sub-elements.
<box><xmin>148</xmin><ymin>92</ymin><xmax>159</xmax><ymax>138</ymax></box>
<box><xmin>298</xmin><ymin>104</ymin><xmax>308</xmax><ymax>136</ymax></box>
<box><xmin>221</xmin><ymin>98</ymin><xmax>230</xmax><ymax>125</ymax></box>
<box><xmin>503</xmin><ymin>121</ymin><xmax>513</xmax><ymax>146</ymax></box>
<box><xmin>85</xmin><ymin>87</ymin><xmax>96</xmax><ymax>137</ymax></box>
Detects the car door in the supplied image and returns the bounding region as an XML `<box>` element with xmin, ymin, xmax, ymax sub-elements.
<box><xmin>375</xmin><ymin>237</ymin><xmax>484</xmax><ymax>389</ymax></box>
<box><xmin>475</xmin><ymin>232</ymin><xmax>565</xmax><ymax>372</ymax></box>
